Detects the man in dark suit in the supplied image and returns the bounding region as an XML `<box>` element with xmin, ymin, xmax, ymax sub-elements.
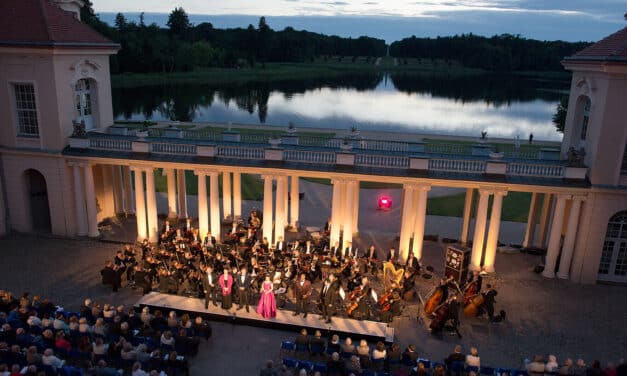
<box><xmin>235</xmin><ymin>266</ymin><xmax>252</xmax><ymax>312</ymax></box>
<box><xmin>406</xmin><ymin>251</ymin><xmax>421</xmax><ymax>272</ymax></box>
<box><xmin>202</xmin><ymin>265</ymin><xmax>218</xmax><ymax>308</ymax></box>
<box><xmin>204</xmin><ymin>232</ymin><xmax>217</xmax><ymax>248</ymax></box>
<box><xmin>481</xmin><ymin>284</ymin><xmax>498</xmax><ymax>321</ymax></box>
<box><xmin>319</xmin><ymin>274</ymin><xmax>340</xmax><ymax>323</ymax></box>
<box><xmin>363</xmin><ymin>244</ymin><xmax>379</xmax><ymax>274</ymax></box>
<box><xmin>275</xmin><ymin>236</ymin><xmax>286</xmax><ymax>253</ymax></box>
<box><xmin>100</xmin><ymin>261</ymin><xmax>122</xmax><ymax>292</ymax></box>
<box><xmin>294</xmin><ymin>328</ymin><xmax>309</xmax><ymax>350</ymax></box>
<box><xmin>386</xmin><ymin>247</ymin><xmax>400</xmax><ymax>265</ymax></box>
<box><xmin>292</xmin><ymin>273</ymin><xmax>312</xmax><ymax>318</ymax></box>
<box><xmin>300</xmin><ymin>240</ymin><xmax>315</xmax><ymax>255</ymax></box>
<box><xmin>133</xmin><ymin>265</ymin><xmax>151</xmax><ymax>295</ymax></box>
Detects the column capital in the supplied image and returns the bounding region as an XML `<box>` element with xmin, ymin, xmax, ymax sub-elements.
<box><xmin>493</xmin><ymin>188</ymin><xmax>508</xmax><ymax>197</ymax></box>
<box><xmin>67</xmin><ymin>160</ymin><xmax>87</xmax><ymax>168</ymax></box>
<box><xmin>143</xmin><ymin>166</ymin><xmax>155</xmax><ymax>173</ymax></box>
<box><xmin>571</xmin><ymin>194</ymin><xmax>587</xmax><ymax>202</ymax></box>
<box><xmin>261</xmin><ymin>174</ymin><xmax>275</xmax><ymax>181</ymax></box>
<box><xmin>478</xmin><ymin>187</ymin><xmax>494</xmax><ymax>196</ymax></box>
<box><xmin>161</xmin><ymin>168</ymin><xmax>175</xmax><ymax>176</ymax></box>
<box><xmin>556</xmin><ymin>193</ymin><xmax>572</xmax><ymax>200</ymax></box>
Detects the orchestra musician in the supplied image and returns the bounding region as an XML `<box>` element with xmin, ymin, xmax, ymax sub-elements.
<box><xmin>292</xmin><ymin>273</ymin><xmax>312</xmax><ymax>318</ymax></box>
<box><xmin>133</xmin><ymin>265</ymin><xmax>151</xmax><ymax>295</ymax></box>
<box><xmin>386</xmin><ymin>247</ymin><xmax>400</xmax><ymax>265</ymax></box>
<box><xmin>202</xmin><ymin>264</ymin><xmax>218</xmax><ymax>308</ymax></box>
<box><xmin>405</xmin><ymin>251</ymin><xmax>421</xmax><ymax>274</ymax></box>
<box><xmin>100</xmin><ymin>261</ymin><xmax>122</xmax><ymax>292</ymax></box>
<box><xmin>363</xmin><ymin>245</ymin><xmax>379</xmax><ymax>274</ymax></box>
<box><xmin>348</xmin><ymin>277</ymin><xmax>372</xmax><ymax>320</ymax></box>
<box><xmin>380</xmin><ymin>291</ymin><xmax>402</xmax><ymax>323</ymax></box>
<box><xmin>204</xmin><ymin>232</ymin><xmax>216</xmax><ymax>248</ymax></box>
<box><xmin>344</xmin><ymin>241</ymin><xmax>359</xmax><ymax>260</ymax></box>
<box><xmin>275</xmin><ymin>236</ymin><xmax>286</xmax><ymax>253</ymax></box>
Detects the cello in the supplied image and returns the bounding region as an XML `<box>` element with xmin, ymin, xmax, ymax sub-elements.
<box><xmin>463</xmin><ymin>293</ymin><xmax>484</xmax><ymax>318</ymax></box>
<box><xmin>424</xmin><ymin>276</ymin><xmax>453</xmax><ymax>314</ymax></box>
<box><xmin>428</xmin><ymin>299</ymin><xmax>450</xmax><ymax>332</ymax></box>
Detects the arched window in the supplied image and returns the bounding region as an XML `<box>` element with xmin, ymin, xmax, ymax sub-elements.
<box><xmin>74</xmin><ymin>78</ymin><xmax>96</xmax><ymax>130</ymax></box>
<box><xmin>580</xmin><ymin>97</ymin><xmax>591</xmax><ymax>142</ymax></box>
<box><xmin>598</xmin><ymin>211</ymin><xmax>627</xmax><ymax>282</ymax></box>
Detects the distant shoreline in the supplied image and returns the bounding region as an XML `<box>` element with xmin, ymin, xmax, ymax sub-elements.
<box><xmin>111</xmin><ymin>59</ymin><xmax>571</xmax><ymax>88</ymax></box>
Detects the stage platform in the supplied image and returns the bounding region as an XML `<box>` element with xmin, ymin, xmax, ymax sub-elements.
<box><xmin>135</xmin><ymin>292</ymin><xmax>394</xmax><ymax>343</ymax></box>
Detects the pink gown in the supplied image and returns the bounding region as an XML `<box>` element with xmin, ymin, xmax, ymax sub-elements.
<box><xmin>256</xmin><ymin>281</ymin><xmax>277</xmax><ymax>319</ymax></box>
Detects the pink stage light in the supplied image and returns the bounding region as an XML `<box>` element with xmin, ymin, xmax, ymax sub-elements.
<box><xmin>378</xmin><ymin>196</ymin><xmax>392</xmax><ymax>210</ymax></box>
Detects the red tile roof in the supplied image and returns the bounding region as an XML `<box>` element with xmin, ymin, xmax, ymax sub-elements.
<box><xmin>565</xmin><ymin>27</ymin><xmax>627</xmax><ymax>63</ymax></box>
<box><xmin>0</xmin><ymin>0</ymin><xmax>119</xmax><ymax>49</ymax></box>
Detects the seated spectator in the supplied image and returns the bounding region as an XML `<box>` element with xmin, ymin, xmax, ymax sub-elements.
<box><xmin>55</xmin><ymin>330</ymin><xmax>72</xmax><ymax>352</ymax></box>
<box><xmin>140</xmin><ymin>307</ymin><xmax>152</xmax><ymax>327</ymax></box>
<box><xmin>546</xmin><ymin>355</ymin><xmax>559</xmax><ymax>373</ymax></box>
<box><xmin>403</xmin><ymin>344</ymin><xmax>419</xmax><ymax>364</ymax></box>
<box><xmin>9</xmin><ymin>364</ymin><xmax>21</xmax><ymax>376</ymax></box>
<box><xmin>372</xmin><ymin>341</ymin><xmax>387</xmax><ymax>360</ymax></box>
<box><xmin>22</xmin><ymin>365</ymin><xmax>37</xmax><ymax>376</ymax></box>
<box><xmin>150</xmin><ymin>311</ymin><xmax>167</xmax><ymax>331</ymax></box>
<box><xmin>192</xmin><ymin>316</ymin><xmax>212</xmax><ymax>341</ymax></box>
<box><xmin>346</xmin><ymin>355</ymin><xmax>361</xmax><ymax>375</ymax></box>
<box><xmin>445</xmin><ymin>345</ymin><xmax>465</xmax><ymax>368</ymax></box>
<box><xmin>120</xmin><ymin>322</ymin><xmax>134</xmax><ymax>341</ymax></box>
<box><xmin>356</xmin><ymin>340</ymin><xmax>370</xmax><ymax>357</ymax></box>
<box><xmin>434</xmin><ymin>364</ymin><xmax>446</xmax><ymax>376</ymax></box>
<box><xmin>295</xmin><ymin>329</ymin><xmax>309</xmax><ymax>350</ymax></box>
<box><xmin>388</xmin><ymin>343</ymin><xmax>402</xmax><ymax>364</ymax></box>
<box><xmin>92</xmin><ymin>336</ymin><xmax>109</xmax><ymax>356</ymax></box>
<box><xmin>167</xmin><ymin>311</ymin><xmax>178</xmax><ymax>329</ymax></box>
<box><xmin>260</xmin><ymin>360</ymin><xmax>276</xmax><ymax>376</ymax></box>
<box><xmin>573</xmin><ymin>360</ymin><xmax>587</xmax><ymax>376</ymax></box>
<box><xmin>466</xmin><ymin>347</ymin><xmax>481</xmax><ymax>368</ymax></box>
<box><xmin>559</xmin><ymin>359</ymin><xmax>574</xmax><ymax>376</ymax></box>
<box><xmin>78</xmin><ymin>317</ymin><xmax>92</xmax><ymax>334</ymax></box>
<box><xmin>327</xmin><ymin>334</ymin><xmax>340</xmax><ymax>355</ymax></box>
<box><xmin>180</xmin><ymin>314</ymin><xmax>192</xmax><ymax>330</ymax></box>
<box><xmin>588</xmin><ymin>361</ymin><xmax>602</xmax><ymax>376</ymax></box>
<box><xmin>79</xmin><ymin>299</ymin><xmax>93</xmax><ymax>322</ymax></box>
<box><xmin>527</xmin><ymin>355</ymin><xmax>546</xmax><ymax>376</ymax></box>
<box><xmin>410</xmin><ymin>362</ymin><xmax>428</xmax><ymax>376</ymax></box>
<box><xmin>53</xmin><ymin>313</ymin><xmax>69</xmax><ymax>333</ymax></box>
<box><xmin>42</xmin><ymin>348</ymin><xmax>65</xmax><ymax>370</ymax></box>
<box><xmin>160</xmin><ymin>331</ymin><xmax>175</xmax><ymax>347</ymax></box>
<box><xmin>93</xmin><ymin>360</ymin><xmax>120</xmax><ymax>376</ymax></box>
<box><xmin>121</xmin><ymin>342</ymin><xmax>137</xmax><ymax>361</ymax></box>
<box><xmin>26</xmin><ymin>314</ymin><xmax>41</xmax><ymax>329</ymax></box>
<box><xmin>15</xmin><ymin>328</ymin><xmax>33</xmax><ymax>347</ymax></box>
<box><xmin>41</xmin><ymin>313</ymin><xmax>53</xmax><ymax>329</ymax></box>
<box><xmin>93</xmin><ymin>318</ymin><xmax>106</xmax><ymax>337</ymax></box>
<box><xmin>77</xmin><ymin>335</ymin><xmax>91</xmax><ymax>354</ymax></box>
<box><xmin>277</xmin><ymin>364</ymin><xmax>292</xmax><ymax>376</ymax></box>
<box><xmin>25</xmin><ymin>346</ymin><xmax>42</xmax><ymax>365</ymax></box>
<box><xmin>603</xmin><ymin>362</ymin><xmax>617</xmax><ymax>376</ymax></box>
<box><xmin>90</xmin><ymin>302</ymin><xmax>102</xmax><ymax>321</ymax></box>
<box><xmin>297</xmin><ymin>369</ymin><xmax>307</xmax><ymax>376</ymax></box>
<box><xmin>103</xmin><ymin>305</ymin><xmax>115</xmax><ymax>320</ymax></box>
<box><xmin>132</xmin><ymin>362</ymin><xmax>149</xmax><ymax>376</ymax></box>
<box><xmin>7</xmin><ymin>345</ymin><xmax>24</xmax><ymax>366</ymax></box>
<box><xmin>310</xmin><ymin>330</ymin><xmax>326</xmax><ymax>354</ymax></box>
<box><xmin>341</xmin><ymin>337</ymin><xmax>355</xmax><ymax>354</ymax></box>
<box><xmin>41</xmin><ymin>329</ymin><xmax>55</xmax><ymax>349</ymax></box>
<box><xmin>136</xmin><ymin>344</ymin><xmax>151</xmax><ymax>364</ymax></box>
<box><xmin>327</xmin><ymin>352</ymin><xmax>346</xmax><ymax>376</ymax></box>
<box><xmin>68</xmin><ymin>316</ymin><xmax>79</xmax><ymax>331</ymax></box>
<box><xmin>116</xmin><ymin>306</ymin><xmax>128</xmax><ymax>323</ymax></box>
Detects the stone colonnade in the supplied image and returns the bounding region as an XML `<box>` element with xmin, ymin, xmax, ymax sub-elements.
<box><xmin>68</xmin><ymin>160</ymin><xmax>586</xmax><ymax>278</ymax></box>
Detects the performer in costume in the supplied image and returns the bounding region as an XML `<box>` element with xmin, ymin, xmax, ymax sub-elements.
<box><xmin>292</xmin><ymin>273</ymin><xmax>312</xmax><ymax>318</ymax></box>
<box><xmin>256</xmin><ymin>275</ymin><xmax>277</xmax><ymax>319</ymax></box>
<box><xmin>219</xmin><ymin>269</ymin><xmax>233</xmax><ymax>310</ymax></box>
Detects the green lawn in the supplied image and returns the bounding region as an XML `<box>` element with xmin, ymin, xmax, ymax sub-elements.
<box><xmin>427</xmin><ymin>191</ymin><xmax>532</xmax><ymax>222</ymax></box>
<box><xmin>154</xmin><ymin>170</ymin><xmax>264</xmax><ymax>200</ymax></box>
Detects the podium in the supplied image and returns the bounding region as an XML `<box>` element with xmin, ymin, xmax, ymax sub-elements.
<box><xmin>444</xmin><ymin>246</ymin><xmax>471</xmax><ymax>284</ymax></box>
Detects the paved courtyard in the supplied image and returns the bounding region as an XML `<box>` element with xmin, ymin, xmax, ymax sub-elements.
<box><xmin>0</xmin><ymin>233</ymin><xmax>625</xmax><ymax>374</ymax></box>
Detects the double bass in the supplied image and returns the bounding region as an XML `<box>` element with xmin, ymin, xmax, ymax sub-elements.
<box><xmin>424</xmin><ymin>276</ymin><xmax>453</xmax><ymax>314</ymax></box>
<box><xmin>463</xmin><ymin>293</ymin><xmax>484</xmax><ymax>318</ymax></box>
<box><xmin>428</xmin><ymin>299</ymin><xmax>450</xmax><ymax>332</ymax></box>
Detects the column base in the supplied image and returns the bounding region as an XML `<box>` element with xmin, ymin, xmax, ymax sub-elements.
<box><xmin>541</xmin><ymin>270</ymin><xmax>555</xmax><ymax>278</ymax></box>
<box><xmin>76</xmin><ymin>232</ymin><xmax>88</xmax><ymax>237</ymax></box>
<box><xmin>482</xmin><ymin>265</ymin><xmax>495</xmax><ymax>273</ymax></box>
<box><xmin>88</xmin><ymin>231</ymin><xmax>100</xmax><ymax>238</ymax></box>
<box><xmin>469</xmin><ymin>264</ymin><xmax>482</xmax><ymax>272</ymax></box>
<box><xmin>556</xmin><ymin>272</ymin><xmax>569</xmax><ymax>279</ymax></box>
<box><xmin>167</xmin><ymin>213</ymin><xmax>178</xmax><ymax>220</ymax></box>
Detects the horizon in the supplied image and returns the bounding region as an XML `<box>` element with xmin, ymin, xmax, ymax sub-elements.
<box><xmin>93</xmin><ymin>0</ymin><xmax>626</xmax><ymax>44</ymax></box>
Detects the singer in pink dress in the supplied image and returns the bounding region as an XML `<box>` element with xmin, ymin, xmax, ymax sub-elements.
<box><xmin>256</xmin><ymin>275</ymin><xmax>277</xmax><ymax>319</ymax></box>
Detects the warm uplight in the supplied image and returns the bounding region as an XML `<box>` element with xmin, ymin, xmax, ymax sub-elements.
<box><xmin>378</xmin><ymin>196</ymin><xmax>392</xmax><ymax>210</ymax></box>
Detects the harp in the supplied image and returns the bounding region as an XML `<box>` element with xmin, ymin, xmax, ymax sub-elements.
<box><xmin>382</xmin><ymin>261</ymin><xmax>404</xmax><ymax>290</ymax></box>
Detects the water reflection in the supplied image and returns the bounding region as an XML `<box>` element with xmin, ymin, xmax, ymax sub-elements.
<box><xmin>113</xmin><ymin>73</ymin><xmax>568</xmax><ymax>140</ymax></box>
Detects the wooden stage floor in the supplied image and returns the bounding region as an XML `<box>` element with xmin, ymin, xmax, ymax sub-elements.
<box><xmin>135</xmin><ymin>292</ymin><xmax>394</xmax><ymax>343</ymax></box>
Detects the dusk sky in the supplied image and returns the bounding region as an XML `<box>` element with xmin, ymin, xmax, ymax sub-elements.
<box><xmin>94</xmin><ymin>0</ymin><xmax>626</xmax><ymax>42</ymax></box>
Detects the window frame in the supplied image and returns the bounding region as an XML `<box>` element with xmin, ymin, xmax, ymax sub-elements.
<box><xmin>11</xmin><ymin>81</ymin><xmax>41</xmax><ymax>138</ymax></box>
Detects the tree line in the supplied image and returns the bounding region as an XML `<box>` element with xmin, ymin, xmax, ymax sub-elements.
<box><xmin>390</xmin><ymin>34</ymin><xmax>590</xmax><ymax>71</ymax></box>
<box><xmin>80</xmin><ymin>2</ymin><xmax>590</xmax><ymax>74</ymax></box>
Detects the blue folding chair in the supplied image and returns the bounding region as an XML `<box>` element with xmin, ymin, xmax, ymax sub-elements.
<box><xmin>418</xmin><ymin>358</ymin><xmax>431</xmax><ymax>369</ymax></box>
<box><xmin>467</xmin><ymin>366</ymin><xmax>480</xmax><ymax>374</ymax></box>
<box><xmin>283</xmin><ymin>358</ymin><xmax>298</xmax><ymax>368</ymax></box>
<box><xmin>313</xmin><ymin>362</ymin><xmax>327</xmax><ymax>374</ymax></box>
<box><xmin>297</xmin><ymin>360</ymin><xmax>313</xmax><ymax>372</ymax></box>
<box><xmin>480</xmin><ymin>366</ymin><xmax>495</xmax><ymax>376</ymax></box>
<box><xmin>280</xmin><ymin>340</ymin><xmax>296</xmax><ymax>357</ymax></box>
<box><xmin>495</xmin><ymin>367</ymin><xmax>511</xmax><ymax>376</ymax></box>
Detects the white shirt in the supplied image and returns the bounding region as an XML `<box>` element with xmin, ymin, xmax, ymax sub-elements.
<box><xmin>207</xmin><ymin>272</ymin><xmax>213</xmax><ymax>285</ymax></box>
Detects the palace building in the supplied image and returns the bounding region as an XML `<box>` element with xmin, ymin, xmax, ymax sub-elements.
<box><xmin>0</xmin><ymin>0</ymin><xmax>626</xmax><ymax>284</ymax></box>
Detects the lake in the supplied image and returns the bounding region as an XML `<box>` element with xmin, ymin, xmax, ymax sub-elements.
<box><xmin>112</xmin><ymin>72</ymin><xmax>570</xmax><ymax>141</ymax></box>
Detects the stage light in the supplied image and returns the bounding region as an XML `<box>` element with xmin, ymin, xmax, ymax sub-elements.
<box><xmin>378</xmin><ymin>195</ymin><xmax>392</xmax><ymax>210</ymax></box>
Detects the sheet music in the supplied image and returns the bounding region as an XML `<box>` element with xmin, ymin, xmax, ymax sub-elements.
<box><xmin>339</xmin><ymin>286</ymin><xmax>346</xmax><ymax>300</ymax></box>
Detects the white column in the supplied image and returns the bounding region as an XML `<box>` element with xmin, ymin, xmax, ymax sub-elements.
<box><xmin>398</xmin><ymin>185</ymin><xmax>416</xmax><ymax>259</ymax></box>
<box><xmin>209</xmin><ymin>172</ymin><xmax>221</xmax><ymax>241</ymax></box>
<box><xmin>342</xmin><ymin>180</ymin><xmax>356</xmax><ymax>249</ymax></box>
<box><xmin>537</xmin><ymin>193</ymin><xmax>553</xmax><ymax>248</ymax></box>
<box><xmin>163</xmin><ymin>168</ymin><xmax>177</xmax><ymax>218</ymax></box>
<box><xmin>196</xmin><ymin>171</ymin><xmax>208</xmax><ymax>237</ymax></box>
<box><xmin>233</xmin><ymin>173</ymin><xmax>242</xmax><ymax>219</ymax></box>
<box><xmin>262</xmin><ymin>175</ymin><xmax>274</xmax><ymax>243</ymax></box>
<box><xmin>222</xmin><ymin>172</ymin><xmax>232</xmax><ymax>220</ymax></box>
<box><xmin>523</xmin><ymin>192</ymin><xmax>540</xmax><ymax>248</ymax></box>
<box><xmin>83</xmin><ymin>164</ymin><xmax>99</xmax><ymax>237</ymax></box>
<box><xmin>557</xmin><ymin>196</ymin><xmax>584</xmax><ymax>279</ymax></box>
<box><xmin>542</xmin><ymin>194</ymin><xmax>568</xmax><ymax>278</ymax></box>
<box><xmin>177</xmin><ymin>169</ymin><xmax>188</xmax><ymax>219</ymax></box>
<box><xmin>111</xmin><ymin>165</ymin><xmax>125</xmax><ymax>215</ymax></box>
<box><xmin>353</xmin><ymin>181</ymin><xmax>360</xmax><ymax>234</ymax></box>
<box><xmin>122</xmin><ymin>166</ymin><xmax>135</xmax><ymax>215</ymax></box>
<box><xmin>460</xmin><ymin>188</ymin><xmax>473</xmax><ymax>246</ymax></box>
<box><xmin>330</xmin><ymin>179</ymin><xmax>343</xmax><ymax>247</ymax></box>
<box><xmin>289</xmin><ymin>175</ymin><xmax>299</xmax><ymax>230</ymax></box>
<box><xmin>470</xmin><ymin>189</ymin><xmax>491</xmax><ymax>271</ymax></box>
<box><xmin>132</xmin><ymin>167</ymin><xmax>147</xmax><ymax>241</ymax></box>
<box><xmin>275</xmin><ymin>176</ymin><xmax>287</xmax><ymax>242</ymax></box>
<box><xmin>483</xmin><ymin>190</ymin><xmax>507</xmax><ymax>273</ymax></box>
<box><xmin>144</xmin><ymin>168</ymin><xmax>158</xmax><ymax>243</ymax></box>
<box><xmin>411</xmin><ymin>184</ymin><xmax>431</xmax><ymax>261</ymax></box>
<box><xmin>71</xmin><ymin>163</ymin><xmax>88</xmax><ymax>236</ymax></box>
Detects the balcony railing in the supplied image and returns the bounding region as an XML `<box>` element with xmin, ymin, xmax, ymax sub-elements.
<box><xmin>69</xmin><ymin>125</ymin><xmax>586</xmax><ymax>182</ymax></box>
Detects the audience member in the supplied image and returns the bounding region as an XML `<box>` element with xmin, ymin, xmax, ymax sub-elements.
<box><xmin>466</xmin><ymin>347</ymin><xmax>481</xmax><ymax>368</ymax></box>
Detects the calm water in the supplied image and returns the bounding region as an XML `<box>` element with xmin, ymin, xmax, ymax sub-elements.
<box><xmin>113</xmin><ymin>72</ymin><xmax>570</xmax><ymax>141</ymax></box>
